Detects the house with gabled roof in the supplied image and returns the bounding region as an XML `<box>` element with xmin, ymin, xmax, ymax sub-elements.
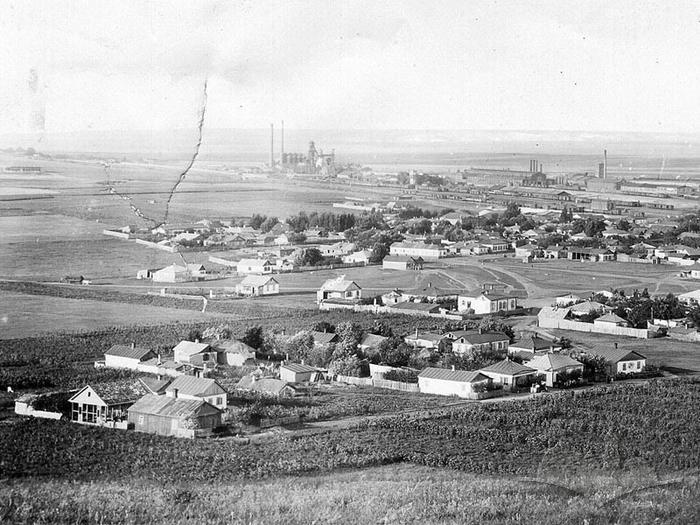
<box><xmin>103</xmin><ymin>343</ymin><xmax>156</xmax><ymax>370</ymax></box>
<box><xmin>404</xmin><ymin>330</ymin><xmax>445</xmax><ymax>350</ymax></box>
<box><xmin>480</xmin><ymin>358</ymin><xmax>537</xmax><ymax>391</ymax></box>
<box><xmin>594</xmin><ymin>313</ymin><xmax>629</xmax><ymax>327</ymax></box>
<box><xmin>165</xmin><ymin>375</ymin><xmax>227</xmax><ymax>409</ymax></box>
<box><xmin>359</xmin><ymin>333</ymin><xmax>388</xmax><ymax>353</ymax></box>
<box><xmin>236</xmin><ymin>274</ymin><xmax>279</xmax><ymax>296</ymax></box>
<box><xmin>128</xmin><ymin>395</ymin><xmax>222</xmax><ymax>438</ymax></box>
<box><xmin>311</xmin><ymin>331</ymin><xmax>339</xmax><ymax>348</ymax></box>
<box><xmin>508</xmin><ymin>334</ymin><xmax>561</xmax><ymax>358</ymax></box>
<box><xmin>237</xmin><ymin>258</ymin><xmax>273</xmax><ymax>275</ymax></box>
<box><xmin>280</xmin><ymin>362</ymin><xmax>322</xmax><ymax>383</ymax></box>
<box><xmin>417</xmin><ymin>367</ymin><xmax>493</xmax><ymax>398</ymax></box>
<box><xmin>69</xmin><ymin>380</ymin><xmax>149</xmax><ymax>426</ymax></box>
<box><xmin>235</xmin><ymin>376</ymin><xmax>297</xmax><ymax>397</ymax></box>
<box><xmin>212</xmin><ymin>339</ymin><xmax>257</xmax><ymax>366</ymax></box>
<box><xmin>316</xmin><ymin>275</ymin><xmax>362</xmax><ymax>304</ymax></box>
<box><xmin>586</xmin><ymin>346</ymin><xmax>646</xmax><ymax>375</ymax></box>
<box><xmin>448</xmin><ymin>330</ymin><xmax>510</xmax><ymax>355</ymax></box>
<box><xmin>525</xmin><ymin>354</ymin><xmax>584</xmax><ymax>387</ymax></box>
<box><xmin>458</xmin><ymin>289</ymin><xmax>519</xmax><ymax>315</ymax></box>
<box><xmin>173</xmin><ymin>340</ymin><xmax>217</xmax><ymax>368</ymax></box>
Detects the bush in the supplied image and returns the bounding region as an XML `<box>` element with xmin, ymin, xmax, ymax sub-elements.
<box><xmin>383</xmin><ymin>370</ymin><xmax>418</xmax><ymax>383</ymax></box>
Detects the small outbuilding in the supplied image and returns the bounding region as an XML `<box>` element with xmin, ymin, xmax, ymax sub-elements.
<box><xmin>104</xmin><ymin>344</ymin><xmax>156</xmax><ymax>370</ymax></box>
<box><xmin>479</xmin><ymin>359</ymin><xmax>537</xmax><ymax>391</ymax></box>
<box><xmin>280</xmin><ymin>362</ymin><xmax>321</xmax><ymax>383</ymax></box>
<box><xmin>128</xmin><ymin>395</ymin><xmax>222</xmax><ymax>438</ymax></box>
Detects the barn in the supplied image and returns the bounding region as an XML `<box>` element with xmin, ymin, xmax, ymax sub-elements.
<box><xmin>104</xmin><ymin>344</ymin><xmax>156</xmax><ymax>370</ymax></box>
<box><xmin>128</xmin><ymin>395</ymin><xmax>222</xmax><ymax>438</ymax></box>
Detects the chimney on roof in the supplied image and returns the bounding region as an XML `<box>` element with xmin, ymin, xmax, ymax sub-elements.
<box><xmin>479</xmin><ymin>327</ymin><xmax>483</xmax><ymax>334</ymax></box>
<box><xmin>614</xmin><ymin>342</ymin><xmax>618</xmax><ymax>349</ymax></box>
<box><xmin>301</xmin><ymin>359</ymin><xmax>305</xmax><ymax>365</ymax></box>
<box><xmin>415</xmin><ymin>328</ymin><xmax>418</xmax><ymax>338</ymax></box>
<box><xmin>451</xmin><ymin>365</ymin><xmax>455</xmax><ymax>371</ymax></box>
<box><xmin>173</xmin><ymin>388</ymin><xmax>178</xmax><ymax>398</ymax></box>
<box><xmin>157</xmin><ymin>353</ymin><xmax>162</xmax><ymax>366</ymax></box>
<box><xmin>131</xmin><ymin>342</ymin><xmax>135</xmax><ymax>349</ymax></box>
<box><xmin>195</xmin><ymin>338</ymin><xmax>200</xmax><ymax>344</ymax></box>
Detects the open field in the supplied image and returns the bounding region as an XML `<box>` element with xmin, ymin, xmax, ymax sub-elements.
<box><xmin>2</xmin><ymin>464</ymin><xmax>699</xmax><ymax>524</ymax></box>
<box><xmin>0</xmin><ymin>291</ymin><xmax>227</xmax><ymax>339</ymax></box>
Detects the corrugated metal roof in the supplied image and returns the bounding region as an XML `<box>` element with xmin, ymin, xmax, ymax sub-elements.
<box><xmin>166</xmin><ymin>375</ymin><xmax>225</xmax><ymax>397</ymax></box>
<box><xmin>213</xmin><ymin>339</ymin><xmax>256</xmax><ymax>355</ymax></box>
<box><xmin>480</xmin><ymin>359</ymin><xmax>535</xmax><ymax>376</ymax></box>
<box><xmin>281</xmin><ymin>362</ymin><xmax>317</xmax><ymax>374</ymax></box>
<box><xmin>511</xmin><ymin>334</ymin><xmax>555</xmax><ymax>351</ymax></box>
<box><xmin>173</xmin><ymin>341</ymin><xmax>210</xmax><ymax>357</ymax></box>
<box><xmin>360</xmin><ymin>333</ymin><xmax>388</xmax><ymax>348</ymax></box>
<box><xmin>587</xmin><ymin>347</ymin><xmax>646</xmax><ymax>363</ymax></box>
<box><xmin>418</xmin><ymin>367</ymin><xmax>489</xmax><ymax>383</ymax></box>
<box><xmin>527</xmin><ymin>354</ymin><xmax>583</xmax><ymax>372</ymax></box>
<box><xmin>129</xmin><ymin>394</ymin><xmax>220</xmax><ymax>419</ymax></box>
<box><xmin>454</xmin><ymin>331</ymin><xmax>509</xmax><ymax>345</ymax></box>
<box><xmin>239</xmin><ymin>275</ymin><xmax>277</xmax><ymax>287</ymax></box>
<box><xmin>312</xmin><ymin>331</ymin><xmax>338</xmax><ymax>344</ymax></box>
<box><xmin>105</xmin><ymin>344</ymin><xmax>153</xmax><ymax>361</ymax></box>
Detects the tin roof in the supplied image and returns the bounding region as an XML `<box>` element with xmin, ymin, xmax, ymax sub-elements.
<box><xmin>480</xmin><ymin>359</ymin><xmax>535</xmax><ymax>376</ymax></box>
<box><xmin>166</xmin><ymin>375</ymin><xmax>226</xmax><ymax>397</ymax></box>
<box><xmin>281</xmin><ymin>362</ymin><xmax>318</xmax><ymax>374</ymax></box>
<box><xmin>128</xmin><ymin>394</ymin><xmax>220</xmax><ymax>419</ymax></box>
<box><xmin>526</xmin><ymin>354</ymin><xmax>583</xmax><ymax>372</ymax></box>
<box><xmin>105</xmin><ymin>344</ymin><xmax>154</xmax><ymax>361</ymax></box>
<box><xmin>418</xmin><ymin>367</ymin><xmax>489</xmax><ymax>383</ymax></box>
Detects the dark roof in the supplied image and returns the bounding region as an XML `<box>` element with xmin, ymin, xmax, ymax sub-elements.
<box><xmin>73</xmin><ymin>381</ymin><xmax>149</xmax><ymax>406</ymax></box>
<box><xmin>128</xmin><ymin>394</ymin><xmax>220</xmax><ymax>419</ymax></box>
<box><xmin>453</xmin><ymin>331</ymin><xmax>509</xmax><ymax>345</ymax></box>
<box><xmin>418</xmin><ymin>367</ymin><xmax>489</xmax><ymax>383</ymax></box>
<box><xmin>312</xmin><ymin>331</ymin><xmax>338</xmax><ymax>345</ymax></box>
<box><xmin>588</xmin><ymin>347</ymin><xmax>646</xmax><ymax>363</ymax></box>
<box><xmin>511</xmin><ymin>334</ymin><xmax>557</xmax><ymax>351</ymax></box>
<box><xmin>139</xmin><ymin>377</ymin><xmax>171</xmax><ymax>395</ymax></box>
<box><xmin>236</xmin><ymin>377</ymin><xmax>294</xmax><ymax>395</ymax></box>
<box><xmin>105</xmin><ymin>344</ymin><xmax>154</xmax><ymax>361</ymax></box>
<box><xmin>388</xmin><ymin>302</ymin><xmax>440</xmax><ymax>313</ymax></box>
<box><xmin>281</xmin><ymin>362</ymin><xmax>318</xmax><ymax>374</ymax></box>
<box><xmin>480</xmin><ymin>359</ymin><xmax>535</xmax><ymax>376</ymax></box>
<box><xmin>166</xmin><ymin>375</ymin><xmax>226</xmax><ymax>397</ymax></box>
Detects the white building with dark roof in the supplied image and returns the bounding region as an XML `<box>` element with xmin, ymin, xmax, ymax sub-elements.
<box><xmin>316</xmin><ymin>275</ymin><xmax>362</xmax><ymax>304</ymax></box>
<box><xmin>480</xmin><ymin>359</ymin><xmax>537</xmax><ymax>391</ymax></box>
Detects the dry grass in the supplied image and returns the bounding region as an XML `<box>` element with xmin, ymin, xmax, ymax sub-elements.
<box><xmin>1</xmin><ymin>465</ymin><xmax>698</xmax><ymax>524</ymax></box>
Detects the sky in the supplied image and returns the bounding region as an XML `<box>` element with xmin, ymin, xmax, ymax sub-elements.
<box><xmin>1</xmin><ymin>0</ymin><xmax>700</xmax><ymax>135</ymax></box>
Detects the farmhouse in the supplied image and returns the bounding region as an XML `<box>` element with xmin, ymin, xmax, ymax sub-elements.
<box><xmin>128</xmin><ymin>395</ymin><xmax>222</xmax><ymax>438</ymax></box>
<box><xmin>458</xmin><ymin>289</ymin><xmax>519</xmax><ymax>315</ymax></box>
<box><xmin>567</xmin><ymin>247</ymin><xmax>615</xmax><ymax>262</ymax></box>
<box><xmin>526</xmin><ymin>354</ymin><xmax>584</xmax><ymax>387</ymax></box>
<box><xmin>319</xmin><ymin>241</ymin><xmax>356</xmax><ymax>257</ymax></box>
<box><xmin>103</xmin><ymin>344</ymin><xmax>156</xmax><ymax>370</ymax></box>
<box><xmin>382</xmin><ymin>255</ymin><xmax>424</xmax><ymax>271</ymax></box>
<box><xmin>311</xmin><ymin>331</ymin><xmax>339</xmax><ymax>347</ymax></box>
<box><xmin>508</xmin><ymin>334</ymin><xmax>560</xmax><ymax>357</ymax></box>
<box><xmin>389</xmin><ymin>241</ymin><xmax>446</xmax><ymax>260</ymax></box>
<box><xmin>478</xmin><ymin>236</ymin><xmax>509</xmax><ymax>253</ymax></box>
<box><xmin>594</xmin><ymin>313</ymin><xmax>629</xmax><ymax>327</ymax></box>
<box><xmin>342</xmin><ymin>249</ymin><xmax>372</xmax><ymax>265</ymax></box>
<box><xmin>69</xmin><ymin>381</ymin><xmax>149</xmax><ymax>426</ymax></box>
<box><xmin>316</xmin><ymin>275</ymin><xmax>362</xmax><ymax>303</ymax></box>
<box><xmin>235</xmin><ymin>275</ymin><xmax>280</xmax><ymax>296</ymax></box>
<box><xmin>213</xmin><ymin>339</ymin><xmax>256</xmax><ymax>366</ymax></box>
<box><xmin>587</xmin><ymin>347</ymin><xmax>647</xmax><ymax>375</ymax></box>
<box><xmin>417</xmin><ymin>368</ymin><xmax>492</xmax><ymax>398</ymax></box>
<box><xmin>165</xmin><ymin>375</ymin><xmax>227</xmax><ymax>408</ymax></box>
<box><xmin>236</xmin><ymin>376</ymin><xmax>297</xmax><ymax>397</ymax></box>
<box><xmin>381</xmin><ymin>288</ymin><xmax>406</xmax><ymax>305</ymax></box>
<box><xmin>447</xmin><ymin>330</ymin><xmax>510</xmax><ymax>355</ymax></box>
<box><xmin>480</xmin><ymin>359</ymin><xmax>537</xmax><ymax>391</ymax></box>
<box><xmin>173</xmin><ymin>340</ymin><xmax>217</xmax><ymax>367</ymax></box>
<box><xmin>404</xmin><ymin>330</ymin><xmax>445</xmax><ymax>349</ymax></box>
<box><xmin>237</xmin><ymin>258</ymin><xmax>273</xmax><ymax>275</ymax></box>
<box><xmin>152</xmin><ymin>264</ymin><xmax>188</xmax><ymax>283</ymax></box>
<box><xmin>280</xmin><ymin>362</ymin><xmax>321</xmax><ymax>383</ymax></box>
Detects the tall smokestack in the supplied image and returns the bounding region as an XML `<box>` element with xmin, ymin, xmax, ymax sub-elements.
<box><xmin>281</xmin><ymin>120</ymin><xmax>284</xmax><ymax>161</ymax></box>
<box><xmin>270</xmin><ymin>123</ymin><xmax>274</xmax><ymax>167</ymax></box>
<box><xmin>603</xmin><ymin>149</ymin><xmax>608</xmax><ymax>179</ymax></box>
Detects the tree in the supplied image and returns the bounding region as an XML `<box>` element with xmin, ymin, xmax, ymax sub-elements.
<box><xmin>202</xmin><ymin>324</ymin><xmax>232</xmax><ymax>341</ymax></box>
<box><xmin>259</xmin><ymin>216</ymin><xmax>279</xmax><ymax>233</ymax></box>
<box><xmin>297</xmin><ymin>248</ymin><xmax>324</xmax><ymax>267</ymax></box>
<box><xmin>334</xmin><ymin>322</ymin><xmax>364</xmax><ymax>357</ymax></box>
<box><xmin>241</xmin><ymin>326</ymin><xmax>264</xmax><ymax>349</ymax></box>
<box><xmin>376</xmin><ymin>338</ymin><xmax>411</xmax><ymax>367</ymax></box>
<box><xmin>369</xmin><ymin>242</ymin><xmax>388</xmax><ymax>263</ymax></box>
<box><xmin>283</xmin><ymin>331</ymin><xmax>315</xmax><ymax>362</ymax></box>
<box><xmin>313</xmin><ymin>321</ymin><xmax>336</xmax><ymax>333</ymax></box>
<box><xmin>478</xmin><ymin>318</ymin><xmax>515</xmax><ymax>343</ymax></box>
<box><xmin>185</xmin><ymin>328</ymin><xmax>203</xmax><ymax>342</ymax></box>
<box><xmin>503</xmin><ymin>202</ymin><xmax>521</xmax><ymax>220</ymax></box>
<box><xmin>328</xmin><ymin>355</ymin><xmax>364</xmax><ymax>377</ymax></box>
<box><xmin>249</xmin><ymin>214</ymin><xmax>266</xmax><ymax>230</ymax></box>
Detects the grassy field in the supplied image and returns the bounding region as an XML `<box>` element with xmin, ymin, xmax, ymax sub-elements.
<box><xmin>0</xmin><ymin>291</ymin><xmax>227</xmax><ymax>339</ymax></box>
<box><xmin>2</xmin><ymin>464</ymin><xmax>698</xmax><ymax>524</ymax></box>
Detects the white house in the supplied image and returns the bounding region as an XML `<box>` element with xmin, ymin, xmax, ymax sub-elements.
<box><xmin>479</xmin><ymin>359</ymin><xmax>537</xmax><ymax>391</ymax></box>
<box><xmin>104</xmin><ymin>344</ymin><xmax>156</xmax><ymax>370</ymax></box>
<box><xmin>417</xmin><ymin>368</ymin><xmax>492</xmax><ymax>398</ymax></box>
<box><xmin>588</xmin><ymin>347</ymin><xmax>646</xmax><ymax>375</ymax></box>
<box><xmin>389</xmin><ymin>241</ymin><xmax>446</xmax><ymax>260</ymax></box>
<box><xmin>458</xmin><ymin>290</ymin><xmax>519</xmax><ymax>314</ymax></box>
<box><xmin>69</xmin><ymin>381</ymin><xmax>148</xmax><ymax>426</ymax></box>
<box><xmin>152</xmin><ymin>264</ymin><xmax>188</xmax><ymax>283</ymax></box>
<box><xmin>316</xmin><ymin>275</ymin><xmax>362</xmax><ymax>303</ymax></box>
<box><xmin>508</xmin><ymin>334</ymin><xmax>561</xmax><ymax>357</ymax></box>
<box><xmin>342</xmin><ymin>249</ymin><xmax>372</xmax><ymax>265</ymax></box>
<box><xmin>679</xmin><ymin>289</ymin><xmax>700</xmax><ymax>305</ymax></box>
<box><xmin>165</xmin><ymin>375</ymin><xmax>227</xmax><ymax>409</ymax></box>
<box><xmin>319</xmin><ymin>242</ymin><xmax>356</xmax><ymax>257</ymax></box>
<box><xmin>213</xmin><ymin>340</ymin><xmax>257</xmax><ymax>366</ymax></box>
<box><xmin>236</xmin><ymin>275</ymin><xmax>280</xmax><ymax>296</ymax></box>
<box><xmin>525</xmin><ymin>354</ymin><xmax>584</xmax><ymax>387</ymax></box>
<box><xmin>237</xmin><ymin>258</ymin><xmax>273</xmax><ymax>275</ymax></box>
<box><xmin>280</xmin><ymin>362</ymin><xmax>321</xmax><ymax>383</ymax></box>
<box><xmin>555</xmin><ymin>293</ymin><xmax>582</xmax><ymax>307</ymax></box>
<box><xmin>173</xmin><ymin>341</ymin><xmax>217</xmax><ymax>368</ymax></box>
<box><xmin>446</xmin><ymin>330</ymin><xmax>509</xmax><ymax>355</ymax></box>
<box><xmin>382</xmin><ymin>256</ymin><xmax>424</xmax><ymax>271</ymax></box>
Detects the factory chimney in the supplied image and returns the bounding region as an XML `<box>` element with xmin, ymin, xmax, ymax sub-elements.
<box><xmin>270</xmin><ymin>123</ymin><xmax>274</xmax><ymax>167</ymax></box>
<box><xmin>281</xmin><ymin>120</ymin><xmax>285</xmax><ymax>162</ymax></box>
<box><xmin>603</xmin><ymin>149</ymin><xmax>608</xmax><ymax>179</ymax></box>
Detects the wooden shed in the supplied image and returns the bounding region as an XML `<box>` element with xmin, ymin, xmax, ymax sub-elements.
<box><xmin>128</xmin><ymin>394</ymin><xmax>222</xmax><ymax>438</ymax></box>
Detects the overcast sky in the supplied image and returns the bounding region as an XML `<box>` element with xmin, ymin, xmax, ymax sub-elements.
<box><xmin>1</xmin><ymin>0</ymin><xmax>699</xmax><ymax>134</ymax></box>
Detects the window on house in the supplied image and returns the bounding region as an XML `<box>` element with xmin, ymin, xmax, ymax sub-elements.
<box><xmin>622</xmin><ymin>363</ymin><xmax>626</xmax><ymax>371</ymax></box>
<box><xmin>216</xmin><ymin>397</ymin><xmax>222</xmax><ymax>405</ymax></box>
<box><xmin>138</xmin><ymin>415</ymin><xmax>144</xmax><ymax>424</ymax></box>
<box><xmin>203</xmin><ymin>354</ymin><xmax>209</xmax><ymax>361</ymax></box>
